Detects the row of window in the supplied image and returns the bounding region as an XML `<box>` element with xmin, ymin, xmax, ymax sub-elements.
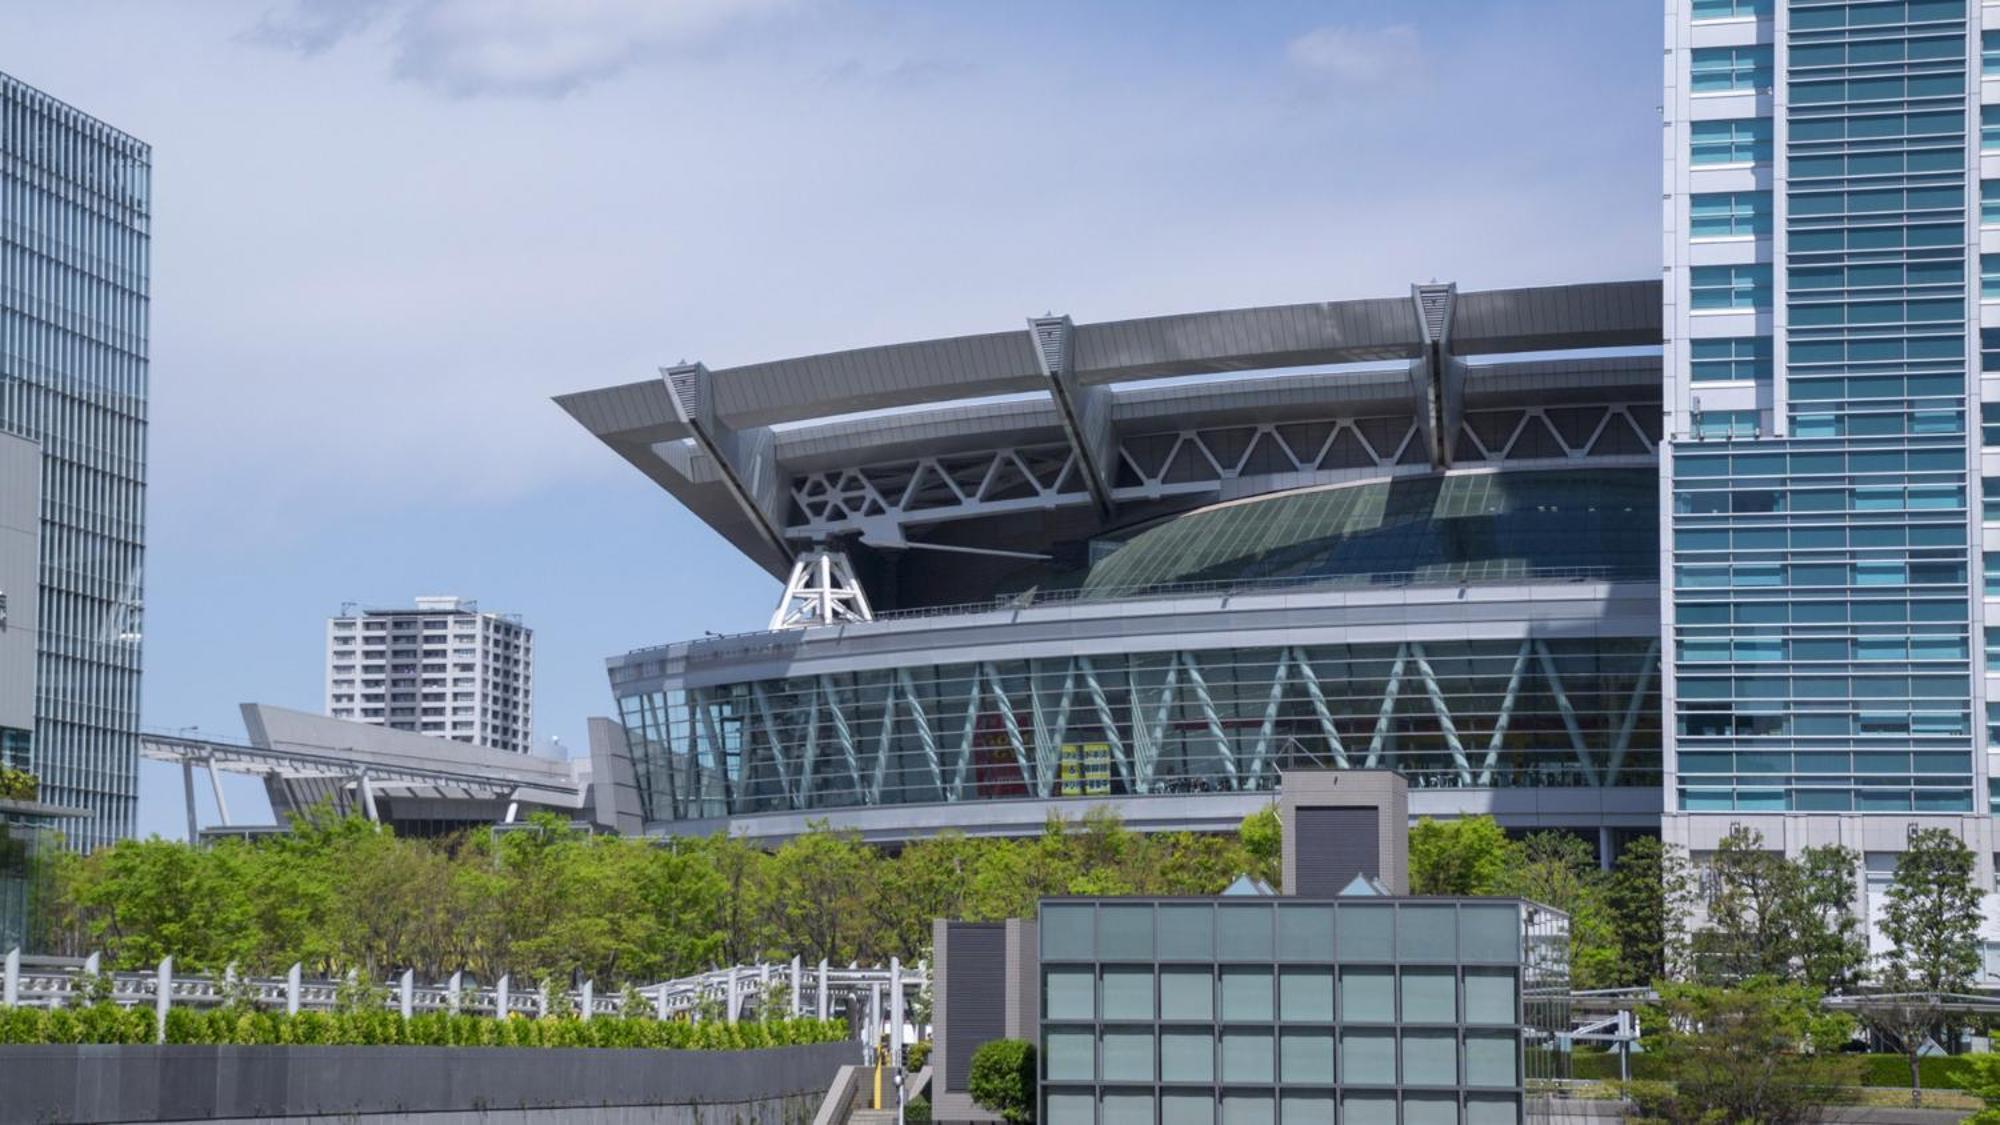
<box><xmin>1041</xmin><ymin>1026</ymin><xmax>1519</xmax><ymax>1091</ymax></box>
<box><xmin>1042</xmin><ymin>966</ymin><xmax>1518</xmax><ymax>1026</ymax></box>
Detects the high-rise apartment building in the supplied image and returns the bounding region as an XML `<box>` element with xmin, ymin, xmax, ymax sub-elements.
<box><xmin>0</xmin><ymin>72</ymin><xmax>151</xmax><ymax>849</ymax></box>
<box><xmin>325</xmin><ymin>597</ymin><xmax>534</xmax><ymax>752</ymax></box>
<box><xmin>1664</xmin><ymin>0</ymin><xmax>1998</xmax><ymax>939</ymax></box>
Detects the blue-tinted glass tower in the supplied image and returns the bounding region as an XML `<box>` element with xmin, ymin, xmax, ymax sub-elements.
<box><xmin>1667</xmin><ymin>0</ymin><xmax>1995</xmax><ymax>932</ymax></box>
<box><xmin>0</xmin><ymin>72</ymin><xmax>150</xmax><ymax>848</ymax></box>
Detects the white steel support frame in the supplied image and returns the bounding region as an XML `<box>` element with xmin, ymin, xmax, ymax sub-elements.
<box><xmin>770</xmin><ymin>546</ymin><xmax>875</xmax><ymax>630</ymax></box>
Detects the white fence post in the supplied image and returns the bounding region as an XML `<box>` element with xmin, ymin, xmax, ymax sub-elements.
<box><xmin>889</xmin><ymin>957</ymin><xmax>904</xmax><ymax>1069</ymax></box>
<box><xmin>155</xmin><ymin>956</ymin><xmax>173</xmax><ymax>1044</ymax></box>
<box><xmin>724</xmin><ymin>966</ymin><xmax>739</xmax><ymax>1023</ymax></box>
<box><xmin>2</xmin><ymin>948</ymin><xmax>17</xmax><ymax>1007</ymax></box>
<box><xmin>537</xmin><ymin>981</ymin><xmax>549</xmax><ymax>1018</ymax></box>
<box><xmin>398</xmin><ymin>969</ymin><xmax>413</xmax><ymax>1019</ymax></box>
<box><xmin>579</xmin><ymin>980</ymin><xmax>593</xmax><ymax>1021</ymax></box>
<box><xmin>286</xmin><ymin>964</ymin><xmax>301</xmax><ymax>1016</ymax></box>
<box><xmin>654</xmin><ymin>983</ymin><xmax>669</xmax><ymax>1020</ymax></box>
<box><xmin>817</xmin><ymin>959</ymin><xmax>829</xmax><ymax>1021</ymax></box>
<box><xmin>496</xmin><ymin>974</ymin><xmax>510</xmax><ymax>1019</ymax></box>
<box><xmin>447</xmin><ymin>971</ymin><xmax>462</xmax><ymax>1014</ymax></box>
<box><xmin>790</xmin><ymin>956</ymin><xmax>802</xmax><ymax>1018</ymax></box>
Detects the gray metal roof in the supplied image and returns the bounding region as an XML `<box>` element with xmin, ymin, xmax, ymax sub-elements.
<box><xmin>555</xmin><ymin>280</ymin><xmax>1662</xmax><ymax>574</ymax></box>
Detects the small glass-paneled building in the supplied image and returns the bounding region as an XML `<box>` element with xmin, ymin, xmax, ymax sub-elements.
<box><xmin>1034</xmin><ymin>896</ymin><xmax>1569</xmax><ymax>1125</ymax></box>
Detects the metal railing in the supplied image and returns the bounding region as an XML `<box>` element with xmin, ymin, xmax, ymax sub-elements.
<box><xmin>1</xmin><ymin>948</ymin><xmax>927</xmax><ymax>1050</ymax></box>
<box><xmin>638</xmin><ymin>565</ymin><xmax>1645</xmax><ymax>657</ymax></box>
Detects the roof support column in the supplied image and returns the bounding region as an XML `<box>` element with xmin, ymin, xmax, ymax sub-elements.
<box><xmin>661</xmin><ymin>362</ymin><xmax>790</xmax><ymax>563</ymax></box>
<box><xmin>1406</xmin><ymin>283</ymin><xmax>1465</xmax><ymax>470</ymax></box>
<box><xmin>1028</xmin><ymin>315</ymin><xmax>1116</xmax><ymax>516</ymax></box>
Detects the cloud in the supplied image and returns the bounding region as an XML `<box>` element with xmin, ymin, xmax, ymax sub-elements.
<box><xmin>244</xmin><ymin>0</ymin><xmax>799</xmax><ymax>97</ymax></box>
<box><xmin>1285</xmin><ymin>24</ymin><xmax>1424</xmax><ymax>88</ymax></box>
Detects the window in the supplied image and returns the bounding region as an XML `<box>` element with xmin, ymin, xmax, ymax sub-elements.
<box><xmin>1987</xmin><ymin>477</ymin><xmax>2000</xmax><ymax>521</ymax></box>
<box><xmin>1986</xmin><ymin>105</ymin><xmax>2000</xmax><ymax>153</ymax></box>
<box><xmin>1986</xmin><ymin>182</ymin><xmax>2000</xmax><ymax>227</ymax></box>
<box><xmin>1690</xmin><ymin>191</ymin><xmax>1771</xmax><ymax>238</ymax></box>
<box><xmin>1691</xmin><ymin>46</ymin><xmax>1771</xmax><ymax>94</ymax></box>
<box><xmin>1987</xmin><ymin>29</ymin><xmax>2000</xmax><ymax>72</ymax></box>
<box><xmin>1692</xmin><ymin>0</ymin><xmax>1769</xmax><ymax>17</ymax></box>
<box><xmin>1986</xmin><ymin>255</ymin><xmax>2000</xmax><ymax>301</ymax></box>
<box><xmin>1985</xmin><ymin>405</ymin><xmax>2000</xmax><ymax>447</ymax></box>
<box><xmin>1691</xmin><ymin>118</ymin><xmax>1771</xmax><ymax>164</ymax></box>
<box><xmin>1986</xmin><ymin>627</ymin><xmax>2000</xmax><ymax>672</ymax></box>
<box><xmin>1691</xmin><ymin>336</ymin><xmax>1772</xmax><ymax>382</ymax></box>
<box><xmin>1693</xmin><ymin>409</ymin><xmax>1759</xmax><ymax>439</ymax></box>
<box><xmin>1690</xmin><ymin>264</ymin><xmax>1770</xmax><ymax>310</ymax></box>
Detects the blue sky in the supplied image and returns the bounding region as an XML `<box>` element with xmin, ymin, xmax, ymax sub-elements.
<box><xmin>9</xmin><ymin>0</ymin><xmax>1663</xmax><ymax>839</ymax></box>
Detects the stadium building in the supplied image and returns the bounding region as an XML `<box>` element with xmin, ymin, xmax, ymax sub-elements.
<box><xmin>558</xmin><ymin>281</ymin><xmax>1668</xmax><ymax>850</ymax></box>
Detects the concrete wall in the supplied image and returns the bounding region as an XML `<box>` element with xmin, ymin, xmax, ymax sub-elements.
<box><xmin>1280</xmin><ymin>769</ymin><xmax>1409</xmax><ymax>894</ymax></box>
<box><xmin>0</xmin><ymin>430</ymin><xmax>41</xmax><ymax>739</ymax></box>
<box><xmin>0</xmin><ymin>1041</ymin><xmax>851</xmax><ymax>1125</ymax></box>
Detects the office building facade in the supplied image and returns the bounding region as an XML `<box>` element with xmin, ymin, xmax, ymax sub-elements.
<box><xmin>0</xmin><ymin>71</ymin><xmax>150</xmax><ymax>849</ymax></box>
<box><xmin>1664</xmin><ymin>0</ymin><xmax>2000</xmax><ymax>941</ymax></box>
<box><xmin>326</xmin><ymin>596</ymin><xmax>534</xmax><ymax>751</ymax></box>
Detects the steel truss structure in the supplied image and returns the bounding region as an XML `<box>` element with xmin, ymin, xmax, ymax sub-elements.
<box><xmin>786</xmin><ymin>400</ymin><xmax>1661</xmax><ymax>542</ymax></box>
<box><xmin>618</xmin><ymin>638</ymin><xmax>1663</xmax><ymax>821</ymax></box>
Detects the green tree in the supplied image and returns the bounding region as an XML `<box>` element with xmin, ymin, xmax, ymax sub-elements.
<box><xmin>1696</xmin><ymin>827</ymin><xmax>1793</xmax><ymax>983</ymax></box>
<box><xmin>1865</xmin><ymin>827</ymin><xmax>1985</xmax><ymax>1101</ymax></box>
<box><xmin>1951</xmin><ymin>1050</ymin><xmax>2000</xmax><ymax>1124</ymax></box>
<box><xmin>1407</xmin><ymin>815</ymin><xmax>1514</xmax><ymax>895</ymax></box>
<box><xmin>968</xmin><ymin>1038</ymin><xmax>1037</xmax><ymax>1124</ymax></box>
<box><xmin>762</xmin><ymin>823</ymin><xmax>880</xmax><ymax>965</ymax></box>
<box><xmin>1604</xmin><ymin>836</ymin><xmax>1694</xmax><ymax>987</ymax></box>
<box><xmin>1636</xmin><ymin>978</ymin><xmax>1859</xmax><ymax>1125</ymax></box>
<box><xmin>1494</xmin><ymin>831</ymin><xmax>1619</xmax><ymax>989</ymax></box>
<box><xmin>1781</xmin><ymin>844</ymin><xmax>1866</xmax><ymax>997</ymax></box>
<box><xmin>1236</xmin><ymin>805</ymin><xmax>1281</xmax><ymax>888</ymax></box>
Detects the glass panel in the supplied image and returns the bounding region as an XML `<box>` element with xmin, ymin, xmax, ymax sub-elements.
<box><xmin>1222</xmin><ymin>1030</ymin><xmax>1275</xmax><ymax>1083</ymax></box>
<box><xmin>1336</xmin><ymin>904</ymin><xmax>1394</xmax><ymax>961</ymax></box>
<box><xmin>1401</xmin><ymin>968</ymin><xmax>1458</xmax><ymax>1023</ymax></box>
<box><xmin>1099</xmin><ymin>905</ymin><xmax>1154</xmax><ymax>960</ymax></box>
<box><xmin>1279</xmin><ymin>1030</ymin><xmax>1335</xmax><ymax>1084</ymax></box>
<box><xmin>1404</xmin><ymin>1094</ymin><xmax>1461</xmax><ymax>1125</ymax></box>
<box><xmin>1341</xmin><ymin>1094</ymin><xmax>1398</xmax><ymax>1125</ymax></box>
<box><xmin>1046</xmin><ymin>968</ymin><xmax>1095</xmax><ymax>1021</ymax></box>
<box><xmin>1275</xmin><ymin>904</ymin><xmax>1333</xmax><ymax>961</ymax></box>
<box><xmin>1279</xmin><ymin>968</ymin><xmax>1333</xmax><ymax>1022</ymax></box>
<box><xmin>1159</xmin><ymin>904</ymin><xmax>1215</xmax><ymax>960</ymax></box>
<box><xmin>1467</xmin><ymin>1095</ymin><xmax>1522</xmax><ymax>1125</ymax></box>
<box><xmin>1280</xmin><ymin>1093</ymin><xmax>1334</xmax><ymax>1124</ymax></box>
<box><xmin>1163</xmin><ymin>1093</ymin><xmax>1217</xmax><ymax>1125</ymax></box>
<box><xmin>1102</xmin><ymin>968</ymin><xmax>1153</xmax><ymax>1021</ymax></box>
<box><xmin>1221</xmin><ymin>967</ymin><xmax>1275</xmax><ymax>1022</ymax></box>
<box><xmin>1341</xmin><ymin>966</ymin><xmax>1395</xmax><ymax>1022</ymax></box>
<box><xmin>1046</xmin><ymin>1029</ymin><xmax>1096</xmax><ymax>1081</ymax></box>
<box><xmin>1220</xmin><ymin>1094</ymin><xmax>1274</xmax><ymax>1125</ymax></box>
<box><xmin>1161</xmin><ymin>1030</ymin><xmax>1215</xmax><ymax>1083</ymax></box>
<box><xmin>1043</xmin><ymin>905</ymin><xmax>1094</xmax><ymax>961</ymax></box>
<box><xmin>1162</xmin><ymin>968</ymin><xmax>1215</xmax><ymax>1021</ymax></box>
<box><xmin>1101</xmin><ymin>1093</ymin><xmax>1153</xmax><ymax>1125</ymax></box>
<box><xmin>1340</xmin><ymin>1030</ymin><xmax>1396</xmax><ymax>1085</ymax></box>
<box><xmin>1459</xmin><ymin>904</ymin><xmax>1521</xmax><ymax>963</ymax></box>
<box><xmin>1464</xmin><ymin>969</ymin><xmax>1518</xmax><ymax>1025</ymax></box>
<box><xmin>1403</xmin><ymin>1030</ymin><xmax>1459</xmax><ymax>1086</ymax></box>
<box><xmin>1466</xmin><ymin>1031</ymin><xmax>1519</xmax><ymax>1088</ymax></box>
<box><xmin>1103</xmin><ymin>1029</ymin><xmax>1155</xmax><ymax>1082</ymax></box>
<box><xmin>1399</xmin><ymin>905</ymin><xmax>1458</xmax><ymax>962</ymax></box>
<box><xmin>1217</xmin><ymin>905</ymin><xmax>1274</xmax><ymax>960</ymax></box>
<box><xmin>1046</xmin><ymin>1093</ymin><xmax>1095</xmax><ymax>1125</ymax></box>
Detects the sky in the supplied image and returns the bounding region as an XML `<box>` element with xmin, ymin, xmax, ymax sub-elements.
<box><xmin>8</xmin><ymin>0</ymin><xmax>1663</xmax><ymax>840</ymax></box>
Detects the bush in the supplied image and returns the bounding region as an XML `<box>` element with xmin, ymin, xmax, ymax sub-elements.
<box><xmin>0</xmin><ymin>766</ymin><xmax>36</xmax><ymax>801</ymax></box>
<box><xmin>905</xmin><ymin>1037</ymin><xmax>933</xmax><ymax>1072</ymax></box>
<box><xmin>0</xmin><ymin>1005</ymin><xmax>849</xmax><ymax>1050</ymax></box>
<box><xmin>903</xmin><ymin>1094</ymin><xmax>932</xmax><ymax>1124</ymax></box>
<box><xmin>968</xmin><ymin>1038</ymin><xmax>1036</xmax><ymax>1125</ymax></box>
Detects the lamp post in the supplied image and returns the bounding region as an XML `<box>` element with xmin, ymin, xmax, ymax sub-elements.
<box><xmin>893</xmin><ymin>1066</ymin><xmax>904</xmax><ymax>1125</ymax></box>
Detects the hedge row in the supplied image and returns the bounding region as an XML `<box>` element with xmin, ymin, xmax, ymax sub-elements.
<box><xmin>0</xmin><ymin>1004</ymin><xmax>847</xmax><ymax>1050</ymax></box>
<box><xmin>1570</xmin><ymin>1049</ymin><xmax>1976</xmax><ymax>1089</ymax></box>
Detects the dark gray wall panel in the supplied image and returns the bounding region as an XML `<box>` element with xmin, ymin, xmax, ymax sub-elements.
<box><xmin>1293</xmin><ymin>806</ymin><xmax>1380</xmax><ymax>896</ymax></box>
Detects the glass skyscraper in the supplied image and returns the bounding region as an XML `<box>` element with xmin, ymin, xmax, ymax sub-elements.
<box><xmin>0</xmin><ymin>72</ymin><xmax>151</xmax><ymax>848</ymax></box>
<box><xmin>1666</xmin><ymin>0</ymin><xmax>1997</xmax><ymax>933</ymax></box>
